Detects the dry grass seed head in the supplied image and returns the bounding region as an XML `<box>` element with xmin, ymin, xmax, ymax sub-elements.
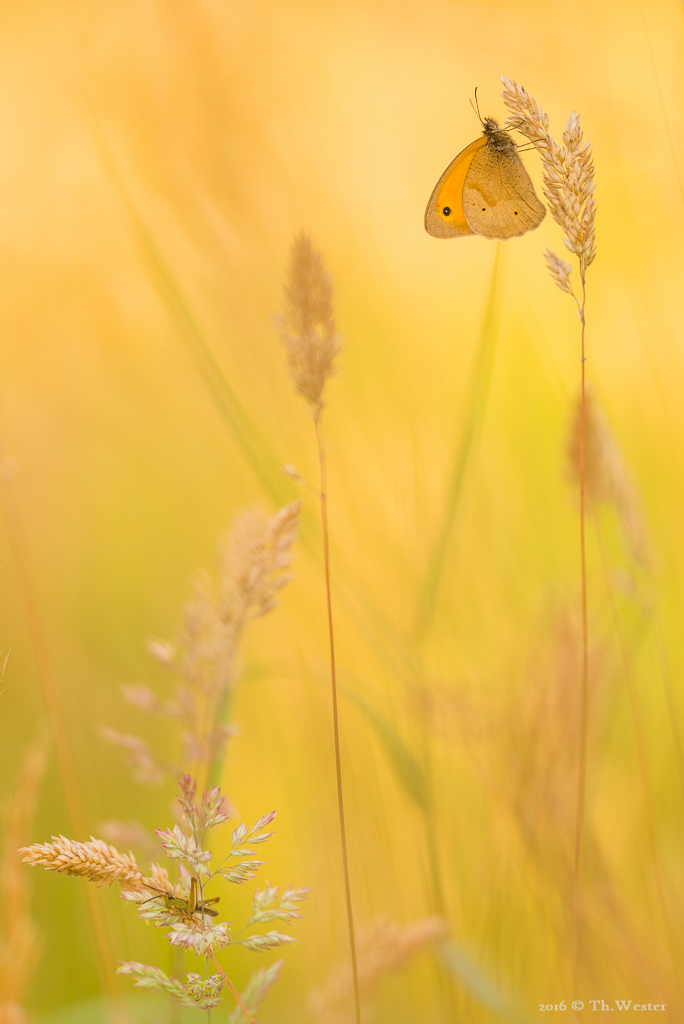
<box><xmin>276</xmin><ymin>233</ymin><xmax>341</xmax><ymax>412</ymax></box>
<box><xmin>180</xmin><ymin>500</ymin><xmax>302</xmax><ymax>690</ymax></box>
<box><xmin>105</xmin><ymin>500</ymin><xmax>301</xmax><ymax>796</ymax></box>
<box><xmin>544</xmin><ymin>249</ymin><xmax>575</xmax><ymax>296</ymax></box>
<box><xmin>500</xmin><ymin>77</ymin><xmax>596</xmax><ymax>272</ymax></box>
<box><xmin>219</xmin><ymin>500</ymin><xmax>302</xmax><ymax>620</ymax></box>
<box><xmin>20</xmin><ymin>836</ymin><xmax>146</xmax><ymax>889</ymax></box>
<box><xmin>101</xmin><ymin>728</ymin><xmax>167</xmax><ymax>785</ymax></box>
<box><xmin>566</xmin><ymin>390</ymin><xmax>649</xmax><ymax>566</ymax></box>
<box><xmin>495</xmin><ymin>607</ymin><xmax>611</xmax><ymax>878</ymax></box>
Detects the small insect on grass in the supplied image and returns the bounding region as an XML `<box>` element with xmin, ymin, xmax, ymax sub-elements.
<box><xmin>139</xmin><ymin>876</ymin><xmax>220</xmax><ymax>920</ymax></box>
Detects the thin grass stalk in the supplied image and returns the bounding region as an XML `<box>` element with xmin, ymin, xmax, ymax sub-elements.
<box><xmin>206</xmin><ymin>688</ymin><xmax>235</xmax><ymax>790</ymax></box>
<box><xmin>314</xmin><ymin>408</ymin><xmax>361</xmax><ymax>1024</ymax></box>
<box><xmin>572</xmin><ymin>269</ymin><xmax>589</xmax><ymax>997</ymax></box>
<box><xmin>210</xmin><ymin>955</ymin><xmax>257</xmax><ymax>1022</ymax></box>
<box><xmin>0</xmin><ymin>456</ymin><xmax>130</xmax><ymax>1024</ymax></box>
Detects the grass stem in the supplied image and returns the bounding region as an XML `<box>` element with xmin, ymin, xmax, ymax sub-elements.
<box><xmin>314</xmin><ymin>407</ymin><xmax>361</xmax><ymax>1024</ymax></box>
<box><xmin>210</xmin><ymin>955</ymin><xmax>257</xmax><ymax>1024</ymax></box>
<box><xmin>572</xmin><ymin>268</ymin><xmax>589</xmax><ymax>997</ymax></box>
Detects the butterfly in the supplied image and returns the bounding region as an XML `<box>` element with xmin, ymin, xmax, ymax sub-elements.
<box><xmin>424</xmin><ymin>107</ymin><xmax>545</xmax><ymax>240</ymax></box>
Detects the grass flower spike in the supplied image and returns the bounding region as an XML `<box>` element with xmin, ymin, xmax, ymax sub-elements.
<box><xmin>21</xmin><ymin>836</ymin><xmax>145</xmax><ymax>889</ymax></box>
<box><xmin>276</xmin><ymin>233</ymin><xmax>341</xmax><ymax>411</ymax></box>
<box><xmin>501</xmin><ymin>77</ymin><xmax>596</xmax><ymax>274</ymax></box>
<box><xmin>104</xmin><ymin>499</ymin><xmax>301</xmax><ymax>795</ymax></box>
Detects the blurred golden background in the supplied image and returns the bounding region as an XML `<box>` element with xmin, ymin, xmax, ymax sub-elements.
<box><xmin>1</xmin><ymin>0</ymin><xmax>684</xmax><ymax>1020</ymax></box>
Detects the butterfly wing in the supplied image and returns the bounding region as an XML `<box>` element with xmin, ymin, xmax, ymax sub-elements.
<box><xmin>424</xmin><ymin>137</ymin><xmax>487</xmax><ymax>238</ymax></box>
<box><xmin>462</xmin><ymin>142</ymin><xmax>545</xmax><ymax>240</ymax></box>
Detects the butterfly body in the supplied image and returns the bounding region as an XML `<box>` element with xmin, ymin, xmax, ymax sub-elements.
<box><xmin>425</xmin><ymin>117</ymin><xmax>545</xmax><ymax>240</ymax></box>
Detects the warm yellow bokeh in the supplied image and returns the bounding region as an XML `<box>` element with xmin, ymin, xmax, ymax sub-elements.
<box><xmin>1</xmin><ymin>0</ymin><xmax>684</xmax><ymax>1020</ymax></box>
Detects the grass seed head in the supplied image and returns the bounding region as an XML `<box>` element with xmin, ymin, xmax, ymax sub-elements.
<box><xmin>501</xmin><ymin>77</ymin><xmax>596</xmax><ymax>273</ymax></box>
<box><xmin>276</xmin><ymin>233</ymin><xmax>341</xmax><ymax>412</ymax></box>
<box><xmin>20</xmin><ymin>835</ymin><xmax>145</xmax><ymax>889</ymax></box>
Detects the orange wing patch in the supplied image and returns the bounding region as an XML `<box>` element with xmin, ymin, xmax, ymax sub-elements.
<box><xmin>424</xmin><ymin>137</ymin><xmax>488</xmax><ymax>238</ymax></box>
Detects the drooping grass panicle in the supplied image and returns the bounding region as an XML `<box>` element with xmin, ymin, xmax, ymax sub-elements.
<box><xmin>0</xmin><ymin>733</ymin><xmax>48</xmax><ymax>1024</ymax></box>
<box><xmin>544</xmin><ymin>250</ymin><xmax>575</xmax><ymax>298</ymax></box>
<box><xmin>219</xmin><ymin>500</ymin><xmax>302</xmax><ymax>621</ymax></box>
<box><xmin>276</xmin><ymin>233</ymin><xmax>341</xmax><ymax>412</ymax></box>
<box><xmin>105</xmin><ymin>500</ymin><xmax>301</xmax><ymax>792</ymax></box>
<box><xmin>100</xmin><ymin>728</ymin><xmax>168</xmax><ymax>785</ymax></box>
<box><xmin>501</xmin><ymin>77</ymin><xmax>596</xmax><ymax>275</ymax></box>
<box><xmin>118</xmin><ymin>961</ymin><xmax>226</xmax><ymax>1012</ymax></box>
<box><xmin>227</xmin><ymin>961</ymin><xmax>282</xmax><ymax>1024</ymax></box>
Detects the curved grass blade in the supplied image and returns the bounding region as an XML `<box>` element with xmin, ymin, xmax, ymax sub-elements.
<box><xmin>441</xmin><ymin>940</ymin><xmax>533</xmax><ymax>1024</ymax></box>
<box><xmin>78</xmin><ymin>90</ymin><xmax>288</xmax><ymax>509</ymax></box>
<box><xmin>345</xmin><ymin>688</ymin><xmax>429</xmax><ymax>811</ymax></box>
<box><xmin>416</xmin><ymin>243</ymin><xmax>503</xmax><ymax>640</ymax></box>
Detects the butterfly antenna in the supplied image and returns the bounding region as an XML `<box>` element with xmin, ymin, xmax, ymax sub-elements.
<box><xmin>470</xmin><ymin>87</ymin><xmax>484</xmax><ymax>126</ymax></box>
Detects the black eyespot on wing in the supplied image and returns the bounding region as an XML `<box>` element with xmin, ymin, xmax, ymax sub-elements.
<box><xmin>514</xmin><ymin>210</ymin><xmax>519</xmax><ymax>215</ymax></box>
<box><xmin>481</xmin><ymin>207</ymin><xmax>486</xmax><ymax>212</ymax></box>
<box><xmin>442</xmin><ymin>206</ymin><xmax>451</xmax><ymax>216</ymax></box>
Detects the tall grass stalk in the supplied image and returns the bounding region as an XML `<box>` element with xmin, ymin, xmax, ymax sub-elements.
<box><xmin>314</xmin><ymin>405</ymin><xmax>360</xmax><ymax>1024</ymax></box>
<box><xmin>277</xmin><ymin>234</ymin><xmax>361</xmax><ymax>1024</ymax></box>
<box><xmin>575</xmin><ymin>268</ymin><xmax>589</xmax><ymax>997</ymax></box>
<box><xmin>501</xmin><ymin>77</ymin><xmax>596</xmax><ymax>996</ymax></box>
